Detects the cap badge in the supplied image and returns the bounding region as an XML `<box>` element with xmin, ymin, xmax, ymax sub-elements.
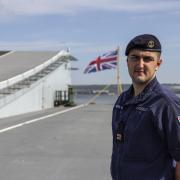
<box><xmin>147</xmin><ymin>40</ymin><xmax>155</xmax><ymax>48</ymax></box>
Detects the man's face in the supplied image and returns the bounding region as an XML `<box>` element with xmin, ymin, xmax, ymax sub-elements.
<box><xmin>127</xmin><ymin>49</ymin><xmax>162</xmax><ymax>85</ymax></box>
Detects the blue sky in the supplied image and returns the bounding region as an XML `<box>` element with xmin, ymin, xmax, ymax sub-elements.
<box><xmin>0</xmin><ymin>0</ymin><xmax>180</xmax><ymax>85</ymax></box>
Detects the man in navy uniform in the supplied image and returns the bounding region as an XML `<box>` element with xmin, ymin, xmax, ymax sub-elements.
<box><xmin>111</xmin><ymin>34</ymin><xmax>180</xmax><ymax>180</ymax></box>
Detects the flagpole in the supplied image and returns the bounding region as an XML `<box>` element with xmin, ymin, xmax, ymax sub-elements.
<box><xmin>117</xmin><ymin>46</ymin><xmax>122</xmax><ymax>95</ymax></box>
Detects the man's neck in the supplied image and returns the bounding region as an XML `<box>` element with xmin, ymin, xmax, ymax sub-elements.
<box><xmin>133</xmin><ymin>76</ymin><xmax>155</xmax><ymax>96</ymax></box>
<box><xmin>133</xmin><ymin>83</ymin><xmax>147</xmax><ymax>96</ymax></box>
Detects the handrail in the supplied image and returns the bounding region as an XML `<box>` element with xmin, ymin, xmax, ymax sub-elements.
<box><xmin>0</xmin><ymin>50</ymin><xmax>69</xmax><ymax>90</ymax></box>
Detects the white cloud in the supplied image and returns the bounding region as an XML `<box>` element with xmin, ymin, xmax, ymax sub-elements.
<box><xmin>0</xmin><ymin>40</ymin><xmax>88</xmax><ymax>50</ymax></box>
<box><xmin>0</xmin><ymin>40</ymin><xmax>121</xmax><ymax>55</ymax></box>
<box><xmin>0</xmin><ymin>0</ymin><xmax>180</xmax><ymax>16</ymax></box>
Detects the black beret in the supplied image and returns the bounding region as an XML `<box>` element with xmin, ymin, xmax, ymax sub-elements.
<box><xmin>125</xmin><ymin>34</ymin><xmax>161</xmax><ymax>56</ymax></box>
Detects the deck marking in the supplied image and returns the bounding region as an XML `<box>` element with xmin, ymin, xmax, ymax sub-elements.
<box><xmin>0</xmin><ymin>104</ymin><xmax>88</xmax><ymax>134</ymax></box>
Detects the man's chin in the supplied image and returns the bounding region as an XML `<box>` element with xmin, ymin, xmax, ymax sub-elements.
<box><xmin>133</xmin><ymin>77</ymin><xmax>147</xmax><ymax>85</ymax></box>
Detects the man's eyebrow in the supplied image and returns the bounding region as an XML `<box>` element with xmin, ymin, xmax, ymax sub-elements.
<box><xmin>130</xmin><ymin>54</ymin><xmax>153</xmax><ymax>57</ymax></box>
<box><xmin>129</xmin><ymin>54</ymin><xmax>138</xmax><ymax>56</ymax></box>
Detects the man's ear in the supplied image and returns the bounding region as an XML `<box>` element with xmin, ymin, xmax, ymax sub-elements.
<box><xmin>157</xmin><ymin>59</ymin><xmax>162</xmax><ymax>67</ymax></box>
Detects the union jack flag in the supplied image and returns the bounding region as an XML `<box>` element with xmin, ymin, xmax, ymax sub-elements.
<box><xmin>84</xmin><ymin>49</ymin><xmax>118</xmax><ymax>73</ymax></box>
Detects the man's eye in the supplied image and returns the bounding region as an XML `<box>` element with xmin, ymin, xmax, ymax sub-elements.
<box><xmin>143</xmin><ymin>57</ymin><xmax>154</xmax><ymax>62</ymax></box>
<box><xmin>129</xmin><ymin>56</ymin><xmax>139</xmax><ymax>61</ymax></box>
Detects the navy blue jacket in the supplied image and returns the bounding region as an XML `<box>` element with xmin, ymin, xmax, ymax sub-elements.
<box><xmin>111</xmin><ymin>78</ymin><xmax>180</xmax><ymax>180</ymax></box>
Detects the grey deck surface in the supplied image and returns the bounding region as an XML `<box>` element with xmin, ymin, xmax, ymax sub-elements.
<box><xmin>0</xmin><ymin>51</ymin><xmax>58</xmax><ymax>81</ymax></box>
<box><xmin>0</xmin><ymin>103</ymin><xmax>113</xmax><ymax>180</ymax></box>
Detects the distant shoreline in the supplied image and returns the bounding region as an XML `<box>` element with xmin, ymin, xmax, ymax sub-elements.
<box><xmin>71</xmin><ymin>84</ymin><xmax>180</xmax><ymax>95</ymax></box>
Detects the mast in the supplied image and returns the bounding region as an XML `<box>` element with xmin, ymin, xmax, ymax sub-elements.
<box><xmin>116</xmin><ymin>46</ymin><xmax>122</xmax><ymax>95</ymax></box>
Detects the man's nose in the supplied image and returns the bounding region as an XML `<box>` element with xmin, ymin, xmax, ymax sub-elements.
<box><xmin>136</xmin><ymin>58</ymin><xmax>144</xmax><ymax>67</ymax></box>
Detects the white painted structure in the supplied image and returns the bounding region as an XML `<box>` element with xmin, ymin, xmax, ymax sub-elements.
<box><xmin>0</xmin><ymin>50</ymin><xmax>73</xmax><ymax>118</ymax></box>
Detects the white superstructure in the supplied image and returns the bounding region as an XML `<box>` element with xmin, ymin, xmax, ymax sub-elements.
<box><xmin>0</xmin><ymin>50</ymin><xmax>76</xmax><ymax>118</ymax></box>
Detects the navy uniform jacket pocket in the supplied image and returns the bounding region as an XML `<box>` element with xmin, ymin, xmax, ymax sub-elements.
<box><xmin>124</xmin><ymin>108</ymin><xmax>165</xmax><ymax>162</ymax></box>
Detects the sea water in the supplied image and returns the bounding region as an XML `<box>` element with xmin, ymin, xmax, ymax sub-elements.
<box><xmin>74</xmin><ymin>93</ymin><xmax>180</xmax><ymax>105</ymax></box>
<box><xmin>74</xmin><ymin>94</ymin><xmax>118</xmax><ymax>105</ymax></box>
